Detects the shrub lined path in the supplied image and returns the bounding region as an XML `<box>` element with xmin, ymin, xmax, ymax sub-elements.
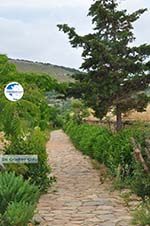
<box><xmin>37</xmin><ymin>130</ymin><xmax>132</xmax><ymax>226</ymax></box>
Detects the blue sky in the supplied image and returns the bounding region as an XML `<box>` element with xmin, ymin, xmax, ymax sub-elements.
<box><xmin>0</xmin><ymin>0</ymin><xmax>150</xmax><ymax>69</ymax></box>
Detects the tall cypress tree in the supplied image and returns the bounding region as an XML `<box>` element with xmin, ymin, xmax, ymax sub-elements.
<box><xmin>58</xmin><ymin>0</ymin><xmax>150</xmax><ymax>130</ymax></box>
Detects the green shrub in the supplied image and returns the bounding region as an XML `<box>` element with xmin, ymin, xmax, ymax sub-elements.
<box><xmin>79</xmin><ymin>125</ymin><xmax>99</xmax><ymax>156</ymax></box>
<box><xmin>106</xmin><ymin>130</ymin><xmax>135</xmax><ymax>177</ymax></box>
<box><xmin>0</xmin><ymin>172</ymin><xmax>39</xmax><ymax>214</ymax></box>
<box><xmin>0</xmin><ymin>172</ymin><xmax>39</xmax><ymax>226</ymax></box>
<box><xmin>65</xmin><ymin>121</ymin><xmax>111</xmax><ymax>158</ymax></box>
<box><xmin>0</xmin><ymin>55</ymin><xmax>58</xmax><ymax>225</ymax></box>
<box><xmin>131</xmin><ymin>165</ymin><xmax>150</xmax><ymax>199</ymax></box>
<box><xmin>65</xmin><ymin>121</ymin><xmax>150</xmax><ymax>198</ymax></box>
<box><xmin>3</xmin><ymin>202</ymin><xmax>35</xmax><ymax>226</ymax></box>
<box><xmin>5</xmin><ymin>127</ymin><xmax>51</xmax><ymax>192</ymax></box>
<box><xmin>132</xmin><ymin>198</ymin><xmax>150</xmax><ymax>226</ymax></box>
<box><xmin>65</xmin><ymin>121</ymin><xmax>134</xmax><ymax>176</ymax></box>
<box><xmin>92</xmin><ymin>129</ymin><xmax>112</xmax><ymax>165</ymax></box>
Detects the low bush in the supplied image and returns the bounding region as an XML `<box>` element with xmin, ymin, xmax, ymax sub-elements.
<box><xmin>132</xmin><ymin>198</ymin><xmax>150</xmax><ymax>226</ymax></box>
<box><xmin>5</xmin><ymin>127</ymin><xmax>51</xmax><ymax>192</ymax></box>
<box><xmin>65</xmin><ymin>121</ymin><xmax>135</xmax><ymax>176</ymax></box>
<box><xmin>131</xmin><ymin>165</ymin><xmax>150</xmax><ymax>199</ymax></box>
<box><xmin>65</xmin><ymin>121</ymin><xmax>150</xmax><ymax>198</ymax></box>
<box><xmin>0</xmin><ymin>172</ymin><xmax>39</xmax><ymax>226</ymax></box>
<box><xmin>2</xmin><ymin>201</ymin><xmax>35</xmax><ymax>226</ymax></box>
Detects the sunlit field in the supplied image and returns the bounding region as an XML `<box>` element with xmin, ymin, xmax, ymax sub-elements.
<box><xmin>124</xmin><ymin>105</ymin><xmax>150</xmax><ymax>121</ymax></box>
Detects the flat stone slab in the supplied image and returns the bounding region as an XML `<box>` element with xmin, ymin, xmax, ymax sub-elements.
<box><xmin>37</xmin><ymin>130</ymin><xmax>132</xmax><ymax>226</ymax></box>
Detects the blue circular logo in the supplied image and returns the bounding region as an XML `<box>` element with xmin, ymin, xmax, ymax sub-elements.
<box><xmin>4</xmin><ymin>82</ymin><xmax>24</xmax><ymax>102</ymax></box>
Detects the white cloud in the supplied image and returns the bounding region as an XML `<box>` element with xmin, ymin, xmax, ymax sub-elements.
<box><xmin>119</xmin><ymin>0</ymin><xmax>150</xmax><ymax>11</ymax></box>
<box><xmin>0</xmin><ymin>16</ymin><xmax>83</xmax><ymax>68</ymax></box>
<box><xmin>119</xmin><ymin>0</ymin><xmax>150</xmax><ymax>45</ymax></box>
<box><xmin>0</xmin><ymin>0</ymin><xmax>149</xmax><ymax>68</ymax></box>
<box><xmin>0</xmin><ymin>0</ymin><xmax>92</xmax><ymax>9</ymax></box>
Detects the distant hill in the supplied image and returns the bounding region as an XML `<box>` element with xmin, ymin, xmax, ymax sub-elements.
<box><xmin>9</xmin><ymin>59</ymin><xmax>79</xmax><ymax>82</ymax></box>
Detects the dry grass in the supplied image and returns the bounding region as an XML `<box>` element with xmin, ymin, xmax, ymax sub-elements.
<box><xmin>0</xmin><ymin>132</ymin><xmax>10</xmax><ymax>153</ymax></box>
<box><xmin>123</xmin><ymin>105</ymin><xmax>150</xmax><ymax>122</ymax></box>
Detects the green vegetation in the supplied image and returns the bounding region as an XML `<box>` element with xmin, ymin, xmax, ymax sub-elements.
<box><xmin>0</xmin><ymin>1</ymin><xmax>150</xmax><ymax>225</ymax></box>
<box><xmin>132</xmin><ymin>199</ymin><xmax>150</xmax><ymax>226</ymax></box>
<box><xmin>0</xmin><ymin>172</ymin><xmax>39</xmax><ymax>226</ymax></box>
<box><xmin>57</xmin><ymin>1</ymin><xmax>150</xmax><ymax>222</ymax></box>
<box><xmin>58</xmin><ymin>0</ymin><xmax>150</xmax><ymax>131</ymax></box>
<box><xmin>0</xmin><ymin>54</ymin><xmax>59</xmax><ymax>191</ymax></box>
<box><xmin>64</xmin><ymin>120</ymin><xmax>150</xmax><ymax>199</ymax></box>
<box><xmin>5</xmin><ymin>127</ymin><xmax>51</xmax><ymax>191</ymax></box>
<box><xmin>0</xmin><ymin>54</ymin><xmax>60</xmax><ymax>224</ymax></box>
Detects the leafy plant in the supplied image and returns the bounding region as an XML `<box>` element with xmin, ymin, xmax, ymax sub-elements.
<box><xmin>2</xmin><ymin>202</ymin><xmax>35</xmax><ymax>226</ymax></box>
<box><xmin>132</xmin><ymin>198</ymin><xmax>150</xmax><ymax>226</ymax></box>
<box><xmin>0</xmin><ymin>55</ymin><xmax>61</xmax><ymax>192</ymax></box>
<box><xmin>0</xmin><ymin>172</ymin><xmax>39</xmax><ymax>225</ymax></box>
<box><xmin>65</xmin><ymin>120</ymin><xmax>150</xmax><ymax>198</ymax></box>
<box><xmin>58</xmin><ymin>0</ymin><xmax>150</xmax><ymax>131</ymax></box>
<box><xmin>5</xmin><ymin>127</ymin><xmax>51</xmax><ymax>192</ymax></box>
<box><xmin>0</xmin><ymin>172</ymin><xmax>39</xmax><ymax>214</ymax></box>
<box><xmin>131</xmin><ymin>165</ymin><xmax>150</xmax><ymax>199</ymax></box>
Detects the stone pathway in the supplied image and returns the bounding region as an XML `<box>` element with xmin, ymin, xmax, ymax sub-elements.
<box><xmin>37</xmin><ymin>130</ymin><xmax>132</xmax><ymax>226</ymax></box>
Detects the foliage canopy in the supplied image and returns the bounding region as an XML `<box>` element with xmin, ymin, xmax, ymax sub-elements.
<box><xmin>58</xmin><ymin>0</ymin><xmax>150</xmax><ymax>130</ymax></box>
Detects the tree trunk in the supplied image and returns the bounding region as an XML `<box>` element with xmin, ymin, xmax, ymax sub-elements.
<box><xmin>116</xmin><ymin>104</ymin><xmax>122</xmax><ymax>131</ymax></box>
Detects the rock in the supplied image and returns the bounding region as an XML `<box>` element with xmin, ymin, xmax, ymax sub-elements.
<box><xmin>32</xmin><ymin>214</ymin><xmax>43</xmax><ymax>225</ymax></box>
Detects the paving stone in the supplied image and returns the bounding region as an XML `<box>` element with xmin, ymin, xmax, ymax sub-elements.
<box><xmin>36</xmin><ymin>130</ymin><xmax>132</xmax><ymax>226</ymax></box>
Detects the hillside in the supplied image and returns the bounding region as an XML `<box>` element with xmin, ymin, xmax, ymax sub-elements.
<box><xmin>9</xmin><ymin>59</ymin><xmax>79</xmax><ymax>82</ymax></box>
